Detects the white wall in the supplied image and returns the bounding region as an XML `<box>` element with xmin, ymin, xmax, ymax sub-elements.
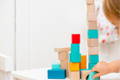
<box><xmin>16</xmin><ymin>0</ymin><xmax>88</xmax><ymax>70</ymax></box>
<box><xmin>0</xmin><ymin>0</ymin><xmax>15</xmax><ymax>70</ymax></box>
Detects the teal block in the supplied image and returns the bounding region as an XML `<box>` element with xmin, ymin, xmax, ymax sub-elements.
<box><xmin>87</xmin><ymin>72</ymin><xmax>100</xmax><ymax>80</ymax></box>
<box><xmin>88</xmin><ymin>30</ymin><xmax>98</xmax><ymax>39</ymax></box>
<box><xmin>70</xmin><ymin>53</ymin><xmax>81</xmax><ymax>62</ymax></box>
<box><xmin>89</xmin><ymin>55</ymin><xmax>99</xmax><ymax>64</ymax></box>
<box><xmin>52</xmin><ymin>64</ymin><xmax>60</xmax><ymax>70</ymax></box>
<box><xmin>48</xmin><ymin>69</ymin><xmax>66</xmax><ymax>79</ymax></box>
<box><xmin>71</xmin><ymin>44</ymin><xmax>80</xmax><ymax>53</ymax></box>
<box><xmin>88</xmin><ymin>63</ymin><xmax>96</xmax><ymax>69</ymax></box>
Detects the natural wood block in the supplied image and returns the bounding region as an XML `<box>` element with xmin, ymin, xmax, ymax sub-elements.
<box><xmin>55</xmin><ymin>48</ymin><xmax>70</xmax><ymax>53</ymax></box>
<box><xmin>88</xmin><ymin>39</ymin><xmax>98</xmax><ymax>47</ymax></box>
<box><xmin>88</xmin><ymin>47</ymin><xmax>99</xmax><ymax>55</ymax></box>
<box><xmin>87</xmin><ymin>0</ymin><xmax>94</xmax><ymax>5</ymax></box>
<box><xmin>69</xmin><ymin>63</ymin><xmax>80</xmax><ymax>71</ymax></box>
<box><xmin>58</xmin><ymin>52</ymin><xmax>68</xmax><ymax>61</ymax></box>
<box><xmin>87</xmin><ymin>5</ymin><xmax>96</xmax><ymax>21</ymax></box>
<box><xmin>88</xmin><ymin>21</ymin><xmax>98</xmax><ymax>29</ymax></box>
<box><xmin>60</xmin><ymin>61</ymin><xmax>68</xmax><ymax>69</ymax></box>
<box><xmin>70</xmin><ymin>71</ymin><xmax>80</xmax><ymax>80</ymax></box>
<box><xmin>81</xmin><ymin>70</ymin><xmax>91</xmax><ymax>80</ymax></box>
<box><xmin>60</xmin><ymin>61</ymin><xmax>70</xmax><ymax>78</ymax></box>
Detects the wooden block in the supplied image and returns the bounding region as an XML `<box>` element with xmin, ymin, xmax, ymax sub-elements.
<box><xmin>87</xmin><ymin>0</ymin><xmax>94</xmax><ymax>5</ymax></box>
<box><xmin>55</xmin><ymin>48</ymin><xmax>70</xmax><ymax>53</ymax></box>
<box><xmin>81</xmin><ymin>65</ymin><xmax>87</xmax><ymax>69</ymax></box>
<box><xmin>88</xmin><ymin>39</ymin><xmax>98</xmax><ymax>47</ymax></box>
<box><xmin>69</xmin><ymin>63</ymin><xmax>80</xmax><ymax>71</ymax></box>
<box><xmin>81</xmin><ymin>55</ymin><xmax>87</xmax><ymax>66</ymax></box>
<box><xmin>70</xmin><ymin>71</ymin><xmax>80</xmax><ymax>80</ymax></box>
<box><xmin>88</xmin><ymin>47</ymin><xmax>99</xmax><ymax>55</ymax></box>
<box><xmin>60</xmin><ymin>61</ymin><xmax>68</xmax><ymax>69</ymax></box>
<box><xmin>87</xmin><ymin>5</ymin><xmax>96</xmax><ymax>21</ymax></box>
<box><xmin>88</xmin><ymin>21</ymin><xmax>98</xmax><ymax>29</ymax></box>
<box><xmin>58</xmin><ymin>52</ymin><xmax>68</xmax><ymax>61</ymax></box>
<box><xmin>81</xmin><ymin>70</ymin><xmax>91</xmax><ymax>80</ymax></box>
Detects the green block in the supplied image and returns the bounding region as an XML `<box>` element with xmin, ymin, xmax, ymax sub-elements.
<box><xmin>88</xmin><ymin>30</ymin><xmax>98</xmax><ymax>39</ymax></box>
<box><xmin>89</xmin><ymin>55</ymin><xmax>99</xmax><ymax>64</ymax></box>
<box><xmin>70</xmin><ymin>53</ymin><xmax>81</xmax><ymax>62</ymax></box>
<box><xmin>52</xmin><ymin>64</ymin><xmax>61</xmax><ymax>70</ymax></box>
<box><xmin>88</xmin><ymin>63</ymin><xmax>96</xmax><ymax>69</ymax></box>
<box><xmin>87</xmin><ymin>72</ymin><xmax>100</xmax><ymax>80</ymax></box>
<box><xmin>71</xmin><ymin>44</ymin><xmax>80</xmax><ymax>53</ymax></box>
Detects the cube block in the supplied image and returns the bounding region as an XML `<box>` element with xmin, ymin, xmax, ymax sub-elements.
<box><xmin>88</xmin><ymin>39</ymin><xmax>98</xmax><ymax>47</ymax></box>
<box><xmin>88</xmin><ymin>29</ymin><xmax>98</xmax><ymax>39</ymax></box>
<box><xmin>69</xmin><ymin>63</ymin><xmax>80</xmax><ymax>71</ymax></box>
<box><xmin>89</xmin><ymin>55</ymin><xmax>99</xmax><ymax>64</ymax></box>
<box><xmin>87</xmin><ymin>72</ymin><xmax>100</xmax><ymax>80</ymax></box>
<box><xmin>71</xmin><ymin>44</ymin><xmax>80</xmax><ymax>53</ymax></box>
<box><xmin>48</xmin><ymin>69</ymin><xmax>66</xmax><ymax>79</ymax></box>
<box><xmin>52</xmin><ymin>64</ymin><xmax>60</xmax><ymax>70</ymax></box>
<box><xmin>72</xmin><ymin>34</ymin><xmax>80</xmax><ymax>44</ymax></box>
<box><xmin>70</xmin><ymin>53</ymin><xmax>81</xmax><ymax>62</ymax></box>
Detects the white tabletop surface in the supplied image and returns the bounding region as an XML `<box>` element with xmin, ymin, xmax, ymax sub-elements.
<box><xmin>12</xmin><ymin>68</ymin><xmax>120</xmax><ymax>80</ymax></box>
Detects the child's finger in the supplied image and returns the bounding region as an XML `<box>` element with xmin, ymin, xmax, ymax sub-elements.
<box><xmin>93</xmin><ymin>73</ymin><xmax>102</xmax><ymax>79</ymax></box>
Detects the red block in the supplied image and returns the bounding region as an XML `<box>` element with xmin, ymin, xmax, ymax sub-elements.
<box><xmin>72</xmin><ymin>34</ymin><xmax>80</xmax><ymax>44</ymax></box>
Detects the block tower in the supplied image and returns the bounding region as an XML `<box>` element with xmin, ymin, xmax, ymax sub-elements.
<box><xmin>69</xmin><ymin>34</ymin><xmax>81</xmax><ymax>80</ymax></box>
<box><xmin>86</xmin><ymin>0</ymin><xmax>100</xmax><ymax>80</ymax></box>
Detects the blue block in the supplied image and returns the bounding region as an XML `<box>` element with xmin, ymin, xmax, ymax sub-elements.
<box><xmin>88</xmin><ymin>30</ymin><xmax>99</xmax><ymax>39</ymax></box>
<box><xmin>52</xmin><ymin>64</ymin><xmax>60</xmax><ymax>70</ymax></box>
<box><xmin>89</xmin><ymin>55</ymin><xmax>99</xmax><ymax>64</ymax></box>
<box><xmin>88</xmin><ymin>63</ymin><xmax>96</xmax><ymax>69</ymax></box>
<box><xmin>71</xmin><ymin>44</ymin><xmax>80</xmax><ymax>53</ymax></box>
<box><xmin>87</xmin><ymin>72</ymin><xmax>100</xmax><ymax>80</ymax></box>
<box><xmin>70</xmin><ymin>53</ymin><xmax>81</xmax><ymax>62</ymax></box>
<box><xmin>48</xmin><ymin>69</ymin><xmax>66</xmax><ymax>79</ymax></box>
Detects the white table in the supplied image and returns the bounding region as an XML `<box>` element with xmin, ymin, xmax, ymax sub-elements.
<box><xmin>12</xmin><ymin>68</ymin><xmax>120</xmax><ymax>80</ymax></box>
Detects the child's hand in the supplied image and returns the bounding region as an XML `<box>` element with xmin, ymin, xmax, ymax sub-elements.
<box><xmin>91</xmin><ymin>61</ymin><xmax>112</xmax><ymax>79</ymax></box>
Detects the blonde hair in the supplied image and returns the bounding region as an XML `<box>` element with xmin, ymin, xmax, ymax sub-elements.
<box><xmin>103</xmin><ymin>0</ymin><xmax>120</xmax><ymax>19</ymax></box>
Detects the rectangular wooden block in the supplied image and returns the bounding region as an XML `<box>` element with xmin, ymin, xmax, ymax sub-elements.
<box><xmin>88</xmin><ymin>21</ymin><xmax>98</xmax><ymax>29</ymax></box>
<box><xmin>81</xmin><ymin>70</ymin><xmax>91</xmax><ymax>80</ymax></box>
<box><xmin>87</xmin><ymin>0</ymin><xmax>94</xmax><ymax>5</ymax></box>
<box><xmin>81</xmin><ymin>55</ymin><xmax>87</xmax><ymax>65</ymax></box>
<box><xmin>69</xmin><ymin>63</ymin><xmax>80</xmax><ymax>71</ymax></box>
<box><xmin>70</xmin><ymin>71</ymin><xmax>80</xmax><ymax>80</ymax></box>
<box><xmin>88</xmin><ymin>39</ymin><xmax>98</xmax><ymax>47</ymax></box>
<box><xmin>88</xmin><ymin>47</ymin><xmax>99</xmax><ymax>55</ymax></box>
<box><xmin>87</xmin><ymin>5</ymin><xmax>96</xmax><ymax>21</ymax></box>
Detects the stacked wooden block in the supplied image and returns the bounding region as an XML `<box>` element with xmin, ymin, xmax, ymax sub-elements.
<box><xmin>69</xmin><ymin>34</ymin><xmax>81</xmax><ymax>80</ymax></box>
<box><xmin>55</xmin><ymin>48</ymin><xmax>70</xmax><ymax>77</ymax></box>
<box><xmin>86</xmin><ymin>0</ymin><xmax>100</xmax><ymax>80</ymax></box>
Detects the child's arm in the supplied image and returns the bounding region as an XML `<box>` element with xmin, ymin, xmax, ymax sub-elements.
<box><xmin>91</xmin><ymin>60</ymin><xmax>120</xmax><ymax>79</ymax></box>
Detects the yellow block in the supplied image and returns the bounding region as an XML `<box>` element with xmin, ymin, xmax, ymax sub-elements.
<box><xmin>69</xmin><ymin>63</ymin><xmax>80</xmax><ymax>71</ymax></box>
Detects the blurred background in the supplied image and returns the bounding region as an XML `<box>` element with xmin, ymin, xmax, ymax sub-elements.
<box><xmin>0</xmin><ymin>0</ymin><xmax>88</xmax><ymax>70</ymax></box>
